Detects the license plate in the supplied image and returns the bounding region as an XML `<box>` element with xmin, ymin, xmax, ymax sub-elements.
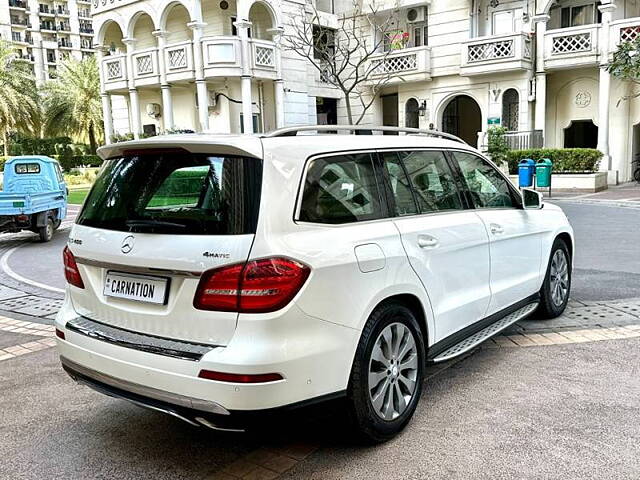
<box><xmin>104</xmin><ymin>271</ymin><xmax>169</xmax><ymax>305</ymax></box>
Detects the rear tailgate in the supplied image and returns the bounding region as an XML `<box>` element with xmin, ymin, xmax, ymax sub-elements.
<box><xmin>66</xmin><ymin>144</ymin><xmax>262</xmax><ymax>346</ymax></box>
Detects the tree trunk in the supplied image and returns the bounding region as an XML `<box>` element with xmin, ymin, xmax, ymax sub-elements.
<box><xmin>3</xmin><ymin>130</ymin><xmax>8</xmax><ymax>157</ymax></box>
<box><xmin>88</xmin><ymin>122</ymin><xmax>97</xmax><ymax>154</ymax></box>
<box><xmin>344</xmin><ymin>95</ymin><xmax>353</xmax><ymax>125</ymax></box>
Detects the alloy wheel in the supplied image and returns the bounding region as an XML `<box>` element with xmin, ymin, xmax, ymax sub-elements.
<box><xmin>368</xmin><ymin>322</ymin><xmax>419</xmax><ymax>421</ymax></box>
<box><xmin>550</xmin><ymin>249</ymin><xmax>569</xmax><ymax>307</ymax></box>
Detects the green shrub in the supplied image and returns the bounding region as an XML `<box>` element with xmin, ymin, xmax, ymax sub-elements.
<box><xmin>111</xmin><ymin>132</ymin><xmax>134</xmax><ymax>143</ymax></box>
<box><xmin>487</xmin><ymin>126</ymin><xmax>509</xmax><ymax>167</ymax></box>
<box><xmin>505</xmin><ymin>148</ymin><xmax>602</xmax><ymax>174</ymax></box>
<box><xmin>57</xmin><ymin>154</ymin><xmax>102</xmax><ymax>171</ymax></box>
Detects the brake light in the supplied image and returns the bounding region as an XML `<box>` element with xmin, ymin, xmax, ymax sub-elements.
<box><xmin>198</xmin><ymin>370</ymin><xmax>283</xmax><ymax>383</ymax></box>
<box><xmin>55</xmin><ymin>328</ymin><xmax>65</xmax><ymax>340</ymax></box>
<box><xmin>63</xmin><ymin>246</ymin><xmax>84</xmax><ymax>289</ymax></box>
<box><xmin>194</xmin><ymin>257</ymin><xmax>310</xmax><ymax>313</ymax></box>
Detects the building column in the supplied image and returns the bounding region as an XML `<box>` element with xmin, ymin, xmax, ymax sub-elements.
<box><xmin>598</xmin><ymin>2</ymin><xmax>617</xmax><ymax>183</ymax></box>
<box><xmin>235</xmin><ymin>20</ymin><xmax>254</xmax><ymax>134</ymax></box>
<box><xmin>101</xmin><ymin>93</ymin><xmax>114</xmax><ymax>144</ymax></box>
<box><xmin>188</xmin><ymin>21</ymin><xmax>209</xmax><ymax>132</ymax></box>
<box><xmin>96</xmin><ymin>46</ymin><xmax>113</xmax><ymax>144</ymax></box>
<box><xmin>122</xmin><ymin>37</ymin><xmax>141</xmax><ymax>139</ymax></box>
<box><xmin>153</xmin><ymin>29</ymin><xmax>174</xmax><ymax>131</ymax></box>
<box><xmin>532</xmin><ymin>15</ymin><xmax>549</xmax><ymax>143</ymax></box>
<box><xmin>268</xmin><ymin>27</ymin><xmax>285</xmax><ymax>129</ymax></box>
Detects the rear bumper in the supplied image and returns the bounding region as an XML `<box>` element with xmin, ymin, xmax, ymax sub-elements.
<box><xmin>55</xmin><ymin>295</ymin><xmax>359</xmax><ymax>413</ymax></box>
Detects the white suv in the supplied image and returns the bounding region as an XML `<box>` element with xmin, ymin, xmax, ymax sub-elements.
<box><xmin>56</xmin><ymin>126</ymin><xmax>573</xmax><ymax>442</ymax></box>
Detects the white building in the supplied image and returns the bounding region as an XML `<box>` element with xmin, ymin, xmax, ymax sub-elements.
<box><xmin>93</xmin><ymin>0</ymin><xmax>640</xmax><ymax>183</ymax></box>
<box><xmin>0</xmin><ymin>0</ymin><xmax>95</xmax><ymax>83</ymax></box>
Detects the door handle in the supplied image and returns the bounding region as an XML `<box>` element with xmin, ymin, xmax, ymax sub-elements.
<box><xmin>418</xmin><ymin>234</ymin><xmax>439</xmax><ymax>248</ymax></box>
<box><xmin>490</xmin><ymin>223</ymin><xmax>504</xmax><ymax>235</ymax></box>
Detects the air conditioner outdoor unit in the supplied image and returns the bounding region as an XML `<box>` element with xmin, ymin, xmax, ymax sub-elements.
<box><xmin>406</xmin><ymin>7</ymin><xmax>426</xmax><ymax>23</ymax></box>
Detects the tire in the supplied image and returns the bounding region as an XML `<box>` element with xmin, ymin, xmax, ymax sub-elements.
<box><xmin>346</xmin><ymin>302</ymin><xmax>425</xmax><ymax>443</ymax></box>
<box><xmin>52</xmin><ymin>218</ymin><xmax>61</xmax><ymax>230</ymax></box>
<box><xmin>634</xmin><ymin>167</ymin><xmax>640</xmax><ymax>184</ymax></box>
<box><xmin>38</xmin><ymin>218</ymin><xmax>54</xmax><ymax>242</ymax></box>
<box><xmin>536</xmin><ymin>238</ymin><xmax>571</xmax><ymax>319</ymax></box>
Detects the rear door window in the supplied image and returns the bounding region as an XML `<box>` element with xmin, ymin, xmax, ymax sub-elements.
<box><xmin>299</xmin><ymin>153</ymin><xmax>384</xmax><ymax>224</ymax></box>
<box><xmin>76</xmin><ymin>152</ymin><xmax>262</xmax><ymax>235</ymax></box>
<box><xmin>391</xmin><ymin>150</ymin><xmax>463</xmax><ymax>214</ymax></box>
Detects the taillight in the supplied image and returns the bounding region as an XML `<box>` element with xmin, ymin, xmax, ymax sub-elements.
<box><xmin>63</xmin><ymin>246</ymin><xmax>84</xmax><ymax>289</ymax></box>
<box><xmin>194</xmin><ymin>257</ymin><xmax>310</xmax><ymax>313</ymax></box>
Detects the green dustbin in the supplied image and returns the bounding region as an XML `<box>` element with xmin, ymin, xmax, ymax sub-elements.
<box><xmin>536</xmin><ymin>158</ymin><xmax>553</xmax><ymax>188</ymax></box>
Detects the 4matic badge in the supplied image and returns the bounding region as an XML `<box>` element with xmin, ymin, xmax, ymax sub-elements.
<box><xmin>203</xmin><ymin>252</ymin><xmax>230</xmax><ymax>259</ymax></box>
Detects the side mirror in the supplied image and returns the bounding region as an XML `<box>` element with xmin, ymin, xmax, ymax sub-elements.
<box><xmin>522</xmin><ymin>188</ymin><xmax>543</xmax><ymax>209</ymax></box>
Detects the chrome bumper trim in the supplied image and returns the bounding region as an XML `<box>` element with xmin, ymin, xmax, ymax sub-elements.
<box><xmin>65</xmin><ymin>316</ymin><xmax>218</xmax><ymax>361</ymax></box>
<box><xmin>74</xmin><ymin>257</ymin><xmax>202</xmax><ymax>278</ymax></box>
<box><xmin>61</xmin><ymin>356</ymin><xmax>230</xmax><ymax>416</ymax></box>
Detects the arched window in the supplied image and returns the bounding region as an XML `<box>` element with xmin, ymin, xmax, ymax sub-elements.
<box><xmin>405</xmin><ymin>98</ymin><xmax>419</xmax><ymax>129</ymax></box>
<box><xmin>502</xmin><ymin>88</ymin><xmax>519</xmax><ymax>131</ymax></box>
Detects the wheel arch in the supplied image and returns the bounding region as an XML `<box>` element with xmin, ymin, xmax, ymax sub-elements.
<box><xmin>556</xmin><ymin>231</ymin><xmax>573</xmax><ymax>260</ymax></box>
<box><xmin>371</xmin><ymin>293</ymin><xmax>430</xmax><ymax>348</ymax></box>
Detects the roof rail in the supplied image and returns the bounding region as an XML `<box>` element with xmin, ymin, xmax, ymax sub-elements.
<box><xmin>263</xmin><ymin>125</ymin><xmax>466</xmax><ymax>144</ymax></box>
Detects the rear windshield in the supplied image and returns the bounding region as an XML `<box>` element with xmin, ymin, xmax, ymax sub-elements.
<box><xmin>76</xmin><ymin>153</ymin><xmax>262</xmax><ymax>235</ymax></box>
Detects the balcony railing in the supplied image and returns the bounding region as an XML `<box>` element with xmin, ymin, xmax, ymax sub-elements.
<box><xmin>610</xmin><ymin>17</ymin><xmax>640</xmax><ymax>50</ymax></box>
<box><xmin>479</xmin><ymin>130</ymin><xmax>543</xmax><ymax>152</ymax></box>
<box><xmin>544</xmin><ymin>24</ymin><xmax>600</xmax><ymax>69</ymax></box>
<box><xmin>505</xmin><ymin>130</ymin><xmax>543</xmax><ymax>150</ymax></box>
<box><xmin>133</xmin><ymin>48</ymin><xmax>158</xmax><ymax>78</ymax></box>
<box><xmin>251</xmin><ymin>40</ymin><xmax>276</xmax><ymax>69</ymax></box>
<box><xmin>102</xmin><ymin>55</ymin><xmax>126</xmax><ymax>82</ymax></box>
<box><xmin>369</xmin><ymin>46</ymin><xmax>431</xmax><ymax>81</ymax></box>
<box><xmin>165</xmin><ymin>41</ymin><xmax>193</xmax><ymax>79</ymax></box>
<box><xmin>10</xmin><ymin>17</ymin><xmax>29</xmax><ymax>26</ymax></box>
<box><xmin>461</xmin><ymin>33</ymin><xmax>532</xmax><ymax>75</ymax></box>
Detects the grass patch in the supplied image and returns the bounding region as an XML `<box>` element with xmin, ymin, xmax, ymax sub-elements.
<box><xmin>68</xmin><ymin>189</ymin><xmax>89</xmax><ymax>205</ymax></box>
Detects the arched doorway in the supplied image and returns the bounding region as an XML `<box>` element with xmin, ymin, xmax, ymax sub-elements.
<box><xmin>502</xmin><ymin>88</ymin><xmax>519</xmax><ymax>131</ymax></box>
<box><xmin>564</xmin><ymin>120</ymin><xmax>597</xmax><ymax>148</ymax></box>
<box><xmin>442</xmin><ymin>95</ymin><xmax>481</xmax><ymax>146</ymax></box>
<box><xmin>405</xmin><ymin>98</ymin><xmax>419</xmax><ymax>129</ymax></box>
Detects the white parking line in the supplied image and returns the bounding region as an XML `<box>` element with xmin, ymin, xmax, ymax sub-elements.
<box><xmin>0</xmin><ymin>246</ymin><xmax>66</xmax><ymax>294</ymax></box>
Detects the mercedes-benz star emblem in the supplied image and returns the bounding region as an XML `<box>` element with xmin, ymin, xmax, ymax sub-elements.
<box><xmin>121</xmin><ymin>235</ymin><xmax>135</xmax><ymax>254</ymax></box>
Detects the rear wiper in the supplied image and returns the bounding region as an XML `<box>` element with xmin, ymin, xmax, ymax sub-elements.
<box><xmin>125</xmin><ymin>219</ymin><xmax>186</xmax><ymax>230</ymax></box>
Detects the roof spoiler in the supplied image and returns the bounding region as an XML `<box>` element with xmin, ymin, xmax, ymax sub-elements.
<box><xmin>97</xmin><ymin>135</ymin><xmax>263</xmax><ymax>160</ymax></box>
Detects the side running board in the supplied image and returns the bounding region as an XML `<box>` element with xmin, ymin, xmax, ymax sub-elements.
<box><xmin>431</xmin><ymin>302</ymin><xmax>538</xmax><ymax>363</ymax></box>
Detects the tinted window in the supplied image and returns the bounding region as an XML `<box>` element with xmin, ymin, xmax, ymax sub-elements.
<box><xmin>299</xmin><ymin>153</ymin><xmax>383</xmax><ymax>224</ymax></box>
<box><xmin>453</xmin><ymin>152</ymin><xmax>514</xmax><ymax>209</ymax></box>
<box><xmin>15</xmin><ymin>163</ymin><xmax>41</xmax><ymax>174</ymax></box>
<box><xmin>397</xmin><ymin>151</ymin><xmax>463</xmax><ymax>213</ymax></box>
<box><xmin>383</xmin><ymin>153</ymin><xmax>418</xmax><ymax>216</ymax></box>
<box><xmin>77</xmin><ymin>153</ymin><xmax>262</xmax><ymax>235</ymax></box>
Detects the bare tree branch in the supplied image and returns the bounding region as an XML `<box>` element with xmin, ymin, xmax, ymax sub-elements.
<box><xmin>284</xmin><ymin>0</ymin><xmax>403</xmax><ymax>124</ymax></box>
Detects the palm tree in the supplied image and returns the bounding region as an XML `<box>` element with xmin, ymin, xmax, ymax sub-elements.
<box><xmin>42</xmin><ymin>56</ymin><xmax>103</xmax><ymax>153</ymax></box>
<box><xmin>0</xmin><ymin>40</ymin><xmax>39</xmax><ymax>155</ymax></box>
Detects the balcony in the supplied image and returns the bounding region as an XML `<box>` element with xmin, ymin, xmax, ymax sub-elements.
<box><xmin>165</xmin><ymin>41</ymin><xmax>194</xmax><ymax>82</ymax></box>
<box><xmin>543</xmin><ymin>24</ymin><xmax>600</xmax><ymax>70</ymax></box>
<box><xmin>203</xmin><ymin>36</ymin><xmax>242</xmax><ymax>78</ymax></box>
<box><xmin>101</xmin><ymin>54</ymin><xmax>127</xmax><ymax>91</ymax></box>
<box><xmin>132</xmin><ymin>48</ymin><xmax>159</xmax><ymax>85</ymax></box>
<box><xmin>251</xmin><ymin>39</ymin><xmax>277</xmax><ymax>79</ymax></box>
<box><xmin>8</xmin><ymin>0</ymin><xmax>27</xmax><ymax>9</ymax></box>
<box><xmin>460</xmin><ymin>33</ymin><xmax>532</xmax><ymax>76</ymax></box>
<box><xmin>610</xmin><ymin>17</ymin><xmax>640</xmax><ymax>49</ymax></box>
<box><xmin>58</xmin><ymin>39</ymin><xmax>72</xmax><ymax>48</ymax></box>
<box><xmin>369</xmin><ymin>45</ymin><xmax>431</xmax><ymax>84</ymax></box>
<box><xmin>10</xmin><ymin>17</ymin><xmax>29</xmax><ymax>27</ymax></box>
